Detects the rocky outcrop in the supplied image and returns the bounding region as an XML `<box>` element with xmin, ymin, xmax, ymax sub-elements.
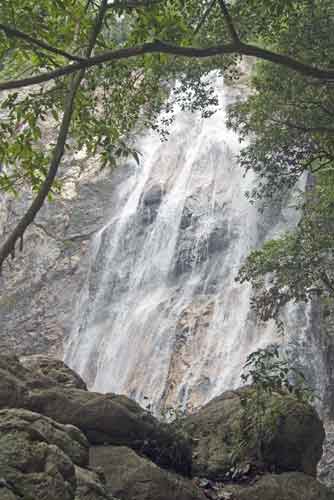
<box><xmin>0</xmin><ymin>150</ymin><xmax>126</xmax><ymax>358</ymax></box>
<box><xmin>161</xmin><ymin>296</ymin><xmax>215</xmax><ymax>410</ymax></box>
<box><xmin>0</xmin><ymin>408</ymin><xmax>113</xmax><ymax>500</ymax></box>
<box><xmin>27</xmin><ymin>388</ymin><xmax>192</xmax><ymax>475</ymax></box>
<box><xmin>0</xmin><ymin>354</ymin><xmax>331</xmax><ymax>500</ymax></box>
<box><xmin>0</xmin><ymin>353</ymin><xmax>192</xmax><ymax>476</ymax></box>
<box><xmin>90</xmin><ymin>446</ymin><xmax>206</xmax><ymax>500</ymax></box>
<box><xmin>182</xmin><ymin>387</ymin><xmax>324</xmax><ymax>479</ymax></box>
<box><xmin>20</xmin><ymin>355</ymin><xmax>87</xmax><ymax>390</ymax></box>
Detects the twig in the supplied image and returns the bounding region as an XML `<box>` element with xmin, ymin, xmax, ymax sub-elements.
<box><xmin>193</xmin><ymin>0</ymin><xmax>216</xmax><ymax>36</ymax></box>
<box><xmin>0</xmin><ymin>24</ymin><xmax>86</xmax><ymax>62</ymax></box>
<box><xmin>217</xmin><ymin>0</ymin><xmax>240</xmax><ymax>44</ymax></box>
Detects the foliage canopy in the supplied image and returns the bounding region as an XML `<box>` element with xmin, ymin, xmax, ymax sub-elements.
<box><xmin>229</xmin><ymin>0</ymin><xmax>334</xmax><ymax>324</ymax></box>
<box><xmin>0</xmin><ymin>0</ymin><xmax>333</xmax><ymax>271</ymax></box>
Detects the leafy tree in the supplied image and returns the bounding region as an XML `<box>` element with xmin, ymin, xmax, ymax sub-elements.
<box><xmin>236</xmin><ymin>344</ymin><xmax>314</xmax><ymax>467</ymax></box>
<box><xmin>237</xmin><ymin>172</ymin><xmax>334</xmax><ymax>323</ymax></box>
<box><xmin>1</xmin><ymin>0</ymin><xmax>334</xmax><ymax>270</ymax></box>
<box><xmin>227</xmin><ymin>1</ymin><xmax>334</xmax><ymax>323</ymax></box>
<box><xmin>241</xmin><ymin>344</ymin><xmax>314</xmax><ymax>402</ymax></box>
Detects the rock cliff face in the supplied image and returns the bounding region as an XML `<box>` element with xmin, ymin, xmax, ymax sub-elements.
<box><xmin>0</xmin><ymin>149</ymin><xmax>122</xmax><ymax>357</ymax></box>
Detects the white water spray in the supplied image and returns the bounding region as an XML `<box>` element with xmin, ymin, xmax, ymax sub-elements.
<box><xmin>65</xmin><ymin>77</ymin><xmax>308</xmax><ymax>413</ymax></box>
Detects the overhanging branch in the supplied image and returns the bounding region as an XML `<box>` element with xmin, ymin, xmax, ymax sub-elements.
<box><xmin>1</xmin><ymin>40</ymin><xmax>334</xmax><ymax>92</ymax></box>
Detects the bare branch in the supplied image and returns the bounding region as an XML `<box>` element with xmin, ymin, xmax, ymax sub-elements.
<box><xmin>218</xmin><ymin>0</ymin><xmax>240</xmax><ymax>44</ymax></box>
<box><xmin>0</xmin><ymin>24</ymin><xmax>86</xmax><ymax>62</ymax></box>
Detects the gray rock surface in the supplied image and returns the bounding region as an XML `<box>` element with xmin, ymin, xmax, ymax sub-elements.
<box><xmin>90</xmin><ymin>445</ymin><xmax>206</xmax><ymax>500</ymax></box>
<box><xmin>75</xmin><ymin>466</ymin><xmax>117</xmax><ymax>500</ymax></box>
<box><xmin>0</xmin><ymin>151</ymin><xmax>123</xmax><ymax>357</ymax></box>
<box><xmin>0</xmin><ymin>408</ymin><xmax>86</xmax><ymax>500</ymax></box>
<box><xmin>319</xmin><ymin>420</ymin><xmax>334</xmax><ymax>488</ymax></box>
<box><xmin>0</xmin><ymin>353</ymin><xmax>192</xmax><ymax>476</ymax></box>
<box><xmin>0</xmin><ymin>407</ymin><xmax>115</xmax><ymax>500</ymax></box>
<box><xmin>20</xmin><ymin>354</ymin><xmax>87</xmax><ymax>390</ymax></box>
<box><xmin>0</xmin><ymin>353</ymin><xmax>331</xmax><ymax>499</ymax></box>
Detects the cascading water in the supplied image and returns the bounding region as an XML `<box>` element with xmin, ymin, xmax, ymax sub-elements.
<box><xmin>65</xmin><ymin>76</ymin><xmax>312</xmax><ymax>413</ymax></box>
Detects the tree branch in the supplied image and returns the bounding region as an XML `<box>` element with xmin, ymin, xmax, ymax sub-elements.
<box><xmin>193</xmin><ymin>0</ymin><xmax>216</xmax><ymax>36</ymax></box>
<box><xmin>1</xmin><ymin>40</ymin><xmax>334</xmax><ymax>93</ymax></box>
<box><xmin>106</xmin><ymin>0</ymin><xmax>162</xmax><ymax>9</ymax></box>
<box><xmin>217</xmin><ymin>0</ymin><xmax>240</xmax><ymax>44</ymax></box>
<box><xmin>271</xmin><ymin>117</ymin><xmax>334</xmax><ymax>134</ymax></box>
<box><xmin>0</xmin><ymin>0</ymin><xmax>109</xmax><ymax>271</ymax></box>
<box><xmin>0</xmin><ymin>24</ymin><xmax>86</xmax><ymax>62</ymax></box>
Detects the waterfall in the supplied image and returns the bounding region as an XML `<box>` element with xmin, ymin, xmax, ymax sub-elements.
<box><xmin>65</xmin><ymin>76</ymin><xmax>311</xmax><ymax>413</ymax></box>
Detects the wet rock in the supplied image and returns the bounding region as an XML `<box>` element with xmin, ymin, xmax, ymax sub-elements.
<box><xmin>161</xmin><ymin>297</ymin><xmax>215</xmax><ymax>410</ymax></box>
<box><xmin>89</xmin><ymin>445</ymin><xmax>206</xmax><ymax>500</ymax></box>
<box><xmin>172</xmin><ymin>222</ymin><xmax>229</xmax><ymax>277</ymax></box>
<box><xmin>182</xmin><ymin>387</ymin><xmax>324</xmax><ymax>479</ymax></box>
<box><xmin>142</xmin><ymin>185</ymin><xmax>165</xmax><ymax>206</ymax></box>
<box><xmin>318</xmin><ymin>420</ymin><xmax>334</xmax><ymax>488</ymax></box>
<box><xmin>140</xmin><ymin>184</ymin><xmax>165</xmax><ymax>224</ymax></box>
<box><xmin>180</xmin><ymin>206</ymin><xmax>196</xmax><ymax>230</ymax></box>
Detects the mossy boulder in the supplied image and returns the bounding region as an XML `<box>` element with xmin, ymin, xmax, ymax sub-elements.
<box><xmin>90</xmin><ymin>445</ymin><xmax>206</xmax><ymax>500</ymax></box>
<box><xmin>182</xmin><ymin>387</ymin><xmax>324</xmax><ymax>479</ymax></box>
<box><xmin>222</xmin><ymin>472</ymin><xmax>334</xmax><ymax>500</ymax></box>
<box><xmin>0</xmin><ymin>408</ymin><xmax>83</xmax><ymax>500</ymax></box>
<box><xmin>0</xmin><ymin>408</ymin><xmax>114</xmax><ymax>500</ymax></box>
